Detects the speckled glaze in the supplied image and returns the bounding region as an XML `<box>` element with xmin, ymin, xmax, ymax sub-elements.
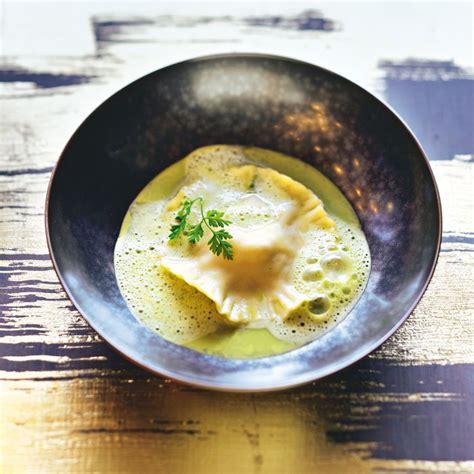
<box><xmin>45</xmin><ymin>54</ymin><xmax>441</xmax><ymax>392</ymax></box>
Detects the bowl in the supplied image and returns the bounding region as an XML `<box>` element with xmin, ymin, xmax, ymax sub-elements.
<box><xmin>46</xmin><ymin>53</ymin><xmax>441</xmax><ymax>392</ymax></box>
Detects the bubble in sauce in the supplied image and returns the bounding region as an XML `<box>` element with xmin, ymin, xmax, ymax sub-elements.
<box><xmin>320</xmin><ymin>251</ymin><xmax>353</xmax><ymax>283</ymax></box>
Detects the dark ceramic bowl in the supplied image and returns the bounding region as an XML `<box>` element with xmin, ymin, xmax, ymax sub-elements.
<box><xmin>46</xmin><ymin>54</ymin><xmax>441</xmax><ymax>392</ymax></box>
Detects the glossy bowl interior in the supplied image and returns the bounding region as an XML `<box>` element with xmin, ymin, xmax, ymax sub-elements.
<box><xmin>46</xmin><ymin>54</ymin><xmax>441</xmax><ymax>391</ymax></box>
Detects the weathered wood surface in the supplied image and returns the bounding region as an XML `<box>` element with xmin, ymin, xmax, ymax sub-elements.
<box><xmin>1</xmin><ymin>3</ymin><xmax>473</xmax><ymax>473</ymax></box>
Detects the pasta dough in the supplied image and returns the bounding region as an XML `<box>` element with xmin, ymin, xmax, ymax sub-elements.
<box><xmin>160</xmin><ymin>163</ymin><xmax>336</xmax><ymax>324</ymax></box>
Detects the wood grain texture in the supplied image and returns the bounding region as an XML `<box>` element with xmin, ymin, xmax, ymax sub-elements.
<box><xmin>1</xmin><ymin>3</ymin><xmax>473</xmax><ymax>473</ymax></box>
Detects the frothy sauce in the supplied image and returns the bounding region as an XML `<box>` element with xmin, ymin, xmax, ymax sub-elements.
<box><xmin>114</xmin><ymin>146</ymin><xmax>370</xmax><ymax>358</ymax></box>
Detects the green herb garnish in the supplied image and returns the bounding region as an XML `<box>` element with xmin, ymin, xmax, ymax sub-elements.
<box><xmin>168</xmin><ymin>197</ymin><xmax>234</xmax><ymax>260</ymax></box>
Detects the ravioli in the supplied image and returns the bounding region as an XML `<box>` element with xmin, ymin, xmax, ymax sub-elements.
<box><xmin>114</xmin><ymin>146</ymin><xmax>371</xmax><ymax>357</ymax></box>
<box><xmin>160</xmin><ymin>163</ymin><xmax>335</xmax><ymax>324</ymax></box>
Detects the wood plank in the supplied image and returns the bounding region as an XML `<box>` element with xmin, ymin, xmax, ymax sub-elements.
<box><xmin>1</xmin><ymin>3</ymin><xmax>473</xmax><ymax>472</ymax></box>
<box><xmin>1</xmin><ymin>360</ymin><xmax>473</xmax><ymax>473</ymax></box>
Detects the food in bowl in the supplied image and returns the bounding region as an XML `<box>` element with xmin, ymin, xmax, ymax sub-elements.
<box><xmin>114</xmin><ymin>145</ymin><xmax>370</xmax><ymax>358</ymax></box>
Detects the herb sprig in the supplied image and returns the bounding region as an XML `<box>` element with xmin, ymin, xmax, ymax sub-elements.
<box><xmin>168</xmin><ymin>197</ymin><xmax>234</xmax><ymax>260</ymax></box>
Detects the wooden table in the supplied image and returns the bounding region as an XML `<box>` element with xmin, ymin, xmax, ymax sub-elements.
<box><xmin>1</xmin><ymin>3</ymin><xmax>473</xmax><ymax>472</ymax></box>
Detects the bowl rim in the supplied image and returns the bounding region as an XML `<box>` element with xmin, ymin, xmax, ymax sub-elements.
<box><xmin>44</xmin><ymin>52</ymin><xmax>443</xmax><ymax>392</ymax></box>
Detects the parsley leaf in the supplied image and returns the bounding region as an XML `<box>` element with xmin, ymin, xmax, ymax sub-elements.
<box><xmin>168</xmin><ymin>199</ymin><xmax>193</xmax><ymax>241</ymax></box>
<box><xmin>187</xmin><ymin>223</ymin><xmax>204</xmax><ymax>244</ymax></box>
<box><xmin>168</xmin><ymin>197</ymin><xmax>234</xmax><ymax>260</ymax></box>
<box><xmin>208</xmin><ymin>229</ymin><xmax>233</xmax><ymax>260</ymax></box>
<box><xmin>206</xmin><ymin>209</ymin><xmax>232</xmax><ymax>228</ymax></box>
